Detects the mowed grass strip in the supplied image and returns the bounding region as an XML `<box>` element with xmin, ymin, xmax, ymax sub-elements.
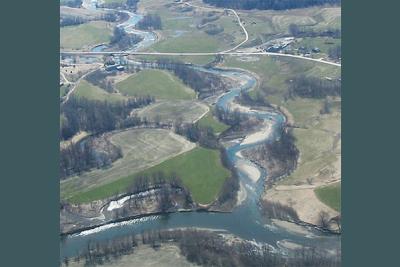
<box><xmin>116</xmin><ymin>69</ymin><xmax>196</xmax><ymax>100</ymax></box>
<box><xmin>74</xmin><ymin>80</ymin><xmax>127</xmax><ymax>102</ymax></box>
<box><xmin>314</xmin><ymin>182</ymin><xmax>341</xmax><ymax>211</ymax></box>
<box><xmin>60</xmin><ymin>21</ymin><xmax>112</xmax><ymax>50</ymax></box>
<box><xmin>68</xmin><ymin>147</ymin><xmax>230</xmax><ymax>205</ymax></box>
<box><xmin>197</xmin><ymin>111</ymin><xmax>229</xmax><ymax>134</ymax></box>
<box><xmin>151</xmin><ymin>32</ymin><xmax>222</xmax><ymax>53</ymax></box>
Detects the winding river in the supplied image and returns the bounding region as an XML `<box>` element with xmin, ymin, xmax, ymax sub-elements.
<box><xmin>60</xmin><ymin>2</ymin><xmax>340</xmax><ymax>259</ymax></box>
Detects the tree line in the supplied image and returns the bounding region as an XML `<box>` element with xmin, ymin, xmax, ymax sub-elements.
<box><xmin>199</xmin><ymin>12</ymin><xmax>220</xmax><ymax>26</ymax></box>
<box><xmin>60</xmin><ymin>96</ymin><xmax>154</xmax><ymax>140</ymax></box>
<box><xmin>60</xmin><ymin>12</ymin><xmax>121</xmax><ymax>27</ymax></box>
<box><xmin>60</xmin><ymin>16</ymin><xmax>86</xmax><ymax>27</ymax></box>
<box><xmin>60</xmin><ymin>136</ymin><xmax>122</xmax><ymax>179</ymax></box>
<box><xmin>329</xmin><ymin>44</ymin><xmax>341</xmax><ymax>59</ymax></box>
<box><xmin>238</xmin><ymin>90</ymin><xmax>271</xmax><ymax>107</ymax></box>
<box><xmin>125</xmin><ymin>172</ymin><xmax>193</xmax><ymax>212</ymax></box>
<box><xmin>110</xmin><ymin>27</ymin><xmax>143</xmax><ymax>51</ymax></box>
<box><xmin>260</xmin><ymin>199</ymin><xmax>299</xmax><ymax>222</ymax></box>
<box><xmin>244</xmin><ymin>127</ymin><xmax>298</xmax><ymax>185</ymax></box>
<box><xmin>217</xmin><ymin>148</ymin><xmax>240</xmax><ymax>206</ymax></box>
<box><xmin>263</xmin><ymin>128</ymin><xmax>298</xmax><ymax>173</ymax></box>
<box><xmin>63</xmin><ymin>228</ymin><xmax>340</xmax><ymax>267</ymax></box>
<box><xmin>85</xmin><ymin>70</ymin><xmax>116</xmax><ymax>93</ymax></box>
<box><xmin>175</xmin><ymin>123</ymin><xmax>219</xmax><ymax>149</ymax></box>
<box><xmin>137</xmin><ymin>14</ymin><xmax>162</xmax><ymax>30</ymax></box>
<box><xmin>215</xmin><ymin>105</ymin><xmax>261</xmax><ymax>132</ymax></box>
<box><xmin>203</xmin><ymin>24</ymin><xmax>224</xmax><ymax>35</ymax></box>
<box><xmin>289</xmin><ymin>24</ymin><xmax>341</xmax><ymax>38</ymax></box>
<box><xmin>60</xmin><ymin>0</ymin><xmax>82</xmax><ymax>8</ymax></box>
<box><xmin>288</xmin><ymin>75</ymin><xmax>341</xmax><ymax>99</ymax></box>
<box><xmin>203</xmin><ymin>0</ymin><xmax>340</xmax><ymax>10</ymax></box>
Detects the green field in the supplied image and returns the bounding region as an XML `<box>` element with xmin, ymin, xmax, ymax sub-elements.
<box><xmin>68</xmin><ymin>147</ymin><xmax>230</xmax><ymax>204</ymax></box>
<box><xmin>197</xmin><ymin>111</ymin><xmax>229</xmax><ymax>134</ymax></box>
<box><xmin>61</xmin><ymin>128</ymin><xmax>195</xmax><ymax>200</ymax></box>
<box><xmin>315</xmin><ymin>182</ymin><xmax>341</xmax><ymax>211</ymax></box>
<box><xmin>152</xmin><ymin>32</ymin><xmax>222</xmax><ymax>53</ymax></box>
<box><xmin>74</xmin><ymin>80</ymin><xmax>127</xmax><ymax>102</ymax></box>
<box><xmin>136</xmin><ymin>100</ymin><xmax>208</xmax><ymax>124</ymax></box>
<box><xmin>60</xmin><ymin>21</ymin><xmax>113</xmax><ymax>50</ymax></box>
<box><xmin>116</xmin><ymin>69</ymin><xmax>195</xmax><ymax>100</ymax></box>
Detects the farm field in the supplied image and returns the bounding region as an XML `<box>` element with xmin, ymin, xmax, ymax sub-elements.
<box><xmin>315</xmin><ymin>182</ymin><xmax>341</xmax><ymax>211</ymax></box>
<box><xmin>283</xmin><ymin>98</ymin><xmax>341</xmax><ymax>186</ymax></box>
<box><xmin>151</xmin><ymin>32</ymin><xmax>223</xmax><ymax>53</ymax></box>
<box><xmin>60</xmin><ymin>21</ymin><xmax>113</xmax><ymax>50</ymax></box>
<box><xmin>73</xmin><ymin>79</ymin><xmax>127</xmax><ymax>102</ymax></box>
<box><xmin>139</xmin><ymin>0</ymin><xmax>243</xmax><ymax>54</ymax></box>
<box><xmin>135</xmin><ymin>100</ymin><xmax>209</xmax><ymax>124</ymax></box>
<box><xmin>116</xmin><ymin>69</ymin><xmax>196</xmax><ymax>100</ymax></box>
<box><xmin>60</xmin><ymin>6</ymin><xmax>106</xmax><ymax>20</ymax></box>
<box><xmin>68</xmin><ymin>146</ymin><xmax>230</xmax><ymax>205</ymax></box>
<box><xmin>61</xmin><ymin>128</ymin><xmax>195</xmax><ymax>201</ymax></box>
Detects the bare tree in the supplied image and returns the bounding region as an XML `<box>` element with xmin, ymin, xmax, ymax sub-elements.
<box><xmin>318</xmin><ymin>211</ymin><xmax>331</xmax><ymax>229</ymax></box>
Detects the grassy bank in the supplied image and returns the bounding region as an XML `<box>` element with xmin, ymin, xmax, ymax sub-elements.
<box><xmin>74</xmin><ymin>80</ymin><xmax>127</xmax><ymax>102</ymax></box>
<box><xmin>315</xmin><ymin>182</ymin><xmax>341</xmax><ymax>211</ymax></box>
<box><xmin>196</xmin><ymin>111</ymin><xmax>229</xmax><ymax>134</ymax></box>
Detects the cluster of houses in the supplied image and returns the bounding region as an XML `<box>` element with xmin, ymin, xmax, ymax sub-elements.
<box><xmin>261</xmin><ymin>37</ymin><xmax>295</xmax><ymax>52</ymax></box>
<box><xmin>104</xmin><ymin>55</ymin><xmax>126</xmax><ymax>72</ymax></box>
<box><xmin>258</xmin><ymin>37</ymin><xmax>322</xmax><ymax>57</ymax></box>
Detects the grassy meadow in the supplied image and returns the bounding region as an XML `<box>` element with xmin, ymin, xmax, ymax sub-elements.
<box><xmin>116</xmin><ymin>69</ymin><xmax>196</xmax><ymax>100</ymax></box>
<box><xmin>73</xmin><ymin>80</ymin><xmax>127</xmax><ymax>102</ymax></box>
<box><xmin>60</xmin><ymin>21</ymin><xmax>113</xmax><ymax>50</ymax></box>
<box><xmin>315</xmin><ymin>182</ymin><xmax>341</xmax><ymax>211</ymax></box>
<box><xmin>197</xmin><ymin>111</ymin><xmax>229</xmax><ymax>134</ymax></box>
<box><xmin>67</xmin><ymin>147</ymin><xmax>230</xmax><ymax>205</ymax></box>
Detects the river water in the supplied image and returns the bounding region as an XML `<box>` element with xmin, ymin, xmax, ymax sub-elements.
<box><xmin>60</xmin><ymin>2</ymin><xmax>340</xmax><ymax>259</ymax></box>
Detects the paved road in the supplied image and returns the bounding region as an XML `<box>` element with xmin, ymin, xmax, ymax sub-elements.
<box><xmin>60</xmin><ymin>50</ymin><xmax>341</xmax><ymax>67</ymax></box>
